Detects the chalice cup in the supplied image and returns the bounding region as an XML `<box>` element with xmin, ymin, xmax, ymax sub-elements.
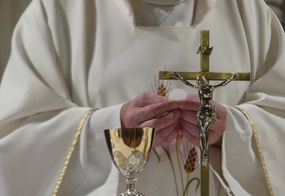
<box><xmin>104</xmin><ymin>127</ymin><xmax>155</xmax><ymax>196</ymax></box>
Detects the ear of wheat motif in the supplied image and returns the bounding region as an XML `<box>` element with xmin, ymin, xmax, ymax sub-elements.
<box><xmin>151</xmin><ymin>71</ymin><xmax>200</xmax><ymax>196</ymax></box>
<box><xmin>184</xmin><ymin>145</ymin><xmax>200</xmax><ymax>174</ymax></box>
<box><xmin>151</xmin><ymin>74</ymin><xmax>171</xmax><ymax>96</ymax></box>
<box><xmin>179</xmin><ymin>140</ymin><xmax>200</xmax><ymax>196</ymax></box>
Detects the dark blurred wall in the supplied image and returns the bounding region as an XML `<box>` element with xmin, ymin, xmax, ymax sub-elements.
<box><xmin>265</xmin><ymin>0</ymin><xmax>285</xmax><ymax>29</ymax></box>
<box><xmin>0</xmin><ymin>0</ymin><xmax>32</xmax><ymax>80</ymax></box>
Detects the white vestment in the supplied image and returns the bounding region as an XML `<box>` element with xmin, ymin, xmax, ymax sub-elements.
<box><xmin>0</xmin><ymin>0</ymin><xmax>285</xmax><ymax>195</ymax></box>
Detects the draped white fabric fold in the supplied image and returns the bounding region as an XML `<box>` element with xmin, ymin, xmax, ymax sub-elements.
<box><xmin>0</xmin><ymin>0</ymin><xmax>284</xmax><ymax>195</ymax></box>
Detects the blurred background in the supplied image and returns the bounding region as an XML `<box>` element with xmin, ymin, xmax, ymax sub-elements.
<box><xmin>0</xmin><ymin>0</ymin><xmax>284</xmax><ymax>80</ymax></box>
<box><xmin>266</xmin><ymin>0</ymin><xmax>285</xmax><ymax>27</ymax></box>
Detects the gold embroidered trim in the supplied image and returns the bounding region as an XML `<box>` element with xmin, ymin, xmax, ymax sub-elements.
<box><xmin>52</xmin><ymin>108</ymin><xmax>97</xmax><ymax>196</ymax></box>
<box><xmin>235</xmin><ymin>107</ymin><xmax>274</xmax><ymax>196</ymax></box>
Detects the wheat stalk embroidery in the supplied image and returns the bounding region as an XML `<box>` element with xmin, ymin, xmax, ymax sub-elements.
<box><xmin>151</xmin><ymin>71</ymin><xmax>201</xmax><ymax>196</ymax></box>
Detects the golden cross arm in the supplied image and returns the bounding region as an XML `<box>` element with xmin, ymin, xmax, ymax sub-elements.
<box><xmin>159</xmin><ymin>71</ymin><xmax>251</xmax><ymax>81</ymax></box>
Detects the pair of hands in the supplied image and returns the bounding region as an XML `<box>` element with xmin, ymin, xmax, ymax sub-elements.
<box><xmin>120</xmin><ymin>92</ymin><xmax>227</xmax><ymax>147</ymax></box>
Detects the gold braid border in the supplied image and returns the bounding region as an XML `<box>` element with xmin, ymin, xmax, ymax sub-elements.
<box><xmin>52</xmin><ymin>108</ymin><xmax>97</xmax><ymax>196</ymax></box>
<box><xmin>235</xmin><ymin>107</ymin><xmax>274</xmax><ymax>196</ymax></box>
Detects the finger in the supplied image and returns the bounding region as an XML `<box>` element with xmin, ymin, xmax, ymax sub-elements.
<box><xmin>140</xmin><ymin>109</ymin><xmax>180</xmax><ymax>130</ymax></box>
<box><xmin>139</xmin><ymin>101</ymin><xmax>179</xmax><ymax>121</ymax></box>
<box><xmin>121</xmin><ymin>101</ymin><xmax>178</xmax><ymax>127</ymax></box>
<box><xmin>180</xmin><ymin>102</ymin><xmax>227</xmax><ymax>131</ymax></box>
<box><xmin>177</xmin><ymin>97</ymin><xmax>200</xmax><ymax>111</ymax></box>
<box><xmin>153</xmin><ymin>122</ymin><xmax>179</xmax><ymax>147</ymax></box>
<box><xmin>208</xmin><ymin>128</ymin><xmax>224</xmax><ymax>145</ymax></box>
<box><xmin>181</xmin><ymin>127</ymin><xmax>200</xmax><ymax>146</ymax></box>
<box><xmin>135</xmin><ymin>92</ymin><xmax>169</xmax><ymax>106</ymax></box>
<box><xmin>180</xmin><ymin>110</ymin><xmax>198</xmax><ymax>125</ymax></box>
<box><xmin>181</xmin><ymin>123</ymin><xmax>224</xmax><ymax>147</ymax></box>
<box><xmin>180</xmin><ymin>120</ymin><xmax>200</xmax><ymax>138</ymax></box>
<box><xmin>154</xmin><ymin>131</ymin><xmax>178</xmax><ymax>147</ymax></box>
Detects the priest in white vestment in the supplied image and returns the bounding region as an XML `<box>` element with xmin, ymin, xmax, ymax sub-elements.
<box><xmin>0</xmin><ymin>0</ymin><xmax>284</xmax><ymax>195</ymax></box>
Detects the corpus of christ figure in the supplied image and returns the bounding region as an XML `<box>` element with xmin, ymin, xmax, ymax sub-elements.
<box><xmin>172</xmin><ymin>72</ymin><xmax>239</xmax><ymax>166</ymax></box>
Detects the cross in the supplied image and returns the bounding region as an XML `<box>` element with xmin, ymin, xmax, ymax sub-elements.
<box><xmin>159</xmin><ymin>30</ymin><xmax>250</xmax><ymax>196</ymax></box>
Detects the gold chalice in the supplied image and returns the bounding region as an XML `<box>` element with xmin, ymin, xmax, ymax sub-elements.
<box><xmin>104</xmin><ymin>127</ymin><xmax>155</xmax><ymax>196</ymax></box>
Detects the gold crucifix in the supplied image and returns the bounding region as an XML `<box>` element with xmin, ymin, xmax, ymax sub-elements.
<box><xmin>159</xmin><ymin>30</ymin><xmax>250</xmax><ymax>196</ymax></box>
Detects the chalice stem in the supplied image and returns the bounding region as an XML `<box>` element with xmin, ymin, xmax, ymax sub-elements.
<box><xmin>120</xmin><ymin>177</ymin><xmax>144</xmax><ymax>196</ymax></box>
<box><xmin>126</xmin><ymin>178</ymin><xmax>137</xmax><ymax>192</ymax></box>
